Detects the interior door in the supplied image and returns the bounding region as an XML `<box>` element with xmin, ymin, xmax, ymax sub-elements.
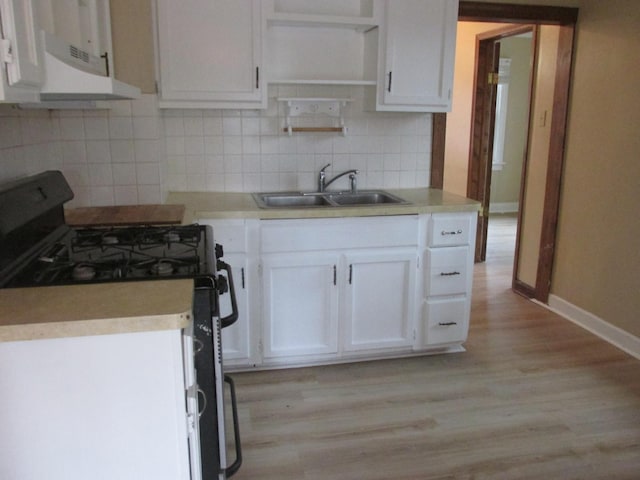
<box><xmin>467</xmin><ymin>38</ymin><xmax>500</xmax><ymax>262</ymax></box>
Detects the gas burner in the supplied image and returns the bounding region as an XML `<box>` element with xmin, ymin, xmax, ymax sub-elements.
<box><xmin>150</xmin><ymin>260</ymin><xmax>174</xmax><ymax>276</ymax></box>
<box><xmin>72</xmin><ymin>264</ymin><xmax>96</xmax><ymax>281</ymax></box>
<box><xmin>163</xmin><ymin>232</ymin><xmax>181</xmax><ymax>243</ymax></box>
<box><xmin>102</xmin><ymin>235</ymin><xmax>119</xmax><ymax>245</ymax></box>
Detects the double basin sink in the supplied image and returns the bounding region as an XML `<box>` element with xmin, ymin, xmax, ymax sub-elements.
<box><xmin>253</xmin><ymin>190</ymin><xmax>409</xmax><ymax>209</ymax></box>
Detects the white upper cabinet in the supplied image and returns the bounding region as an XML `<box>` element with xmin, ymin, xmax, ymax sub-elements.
<box><xmin>33</xmin><ymin>0</ymin><xmax>112</xmax><ymax>58</ymax></box>
<box><xmin>371</xmin><ymin>0</ymin><xmax>458</xmax><ymax>112</ymax></box>
<box><xmin>156</xmin><ymin>0</ymin><xmax>266</xmax><ymax>109</ymax></box>
<box><xmin>0</xmin><ymin>0</ymin><xmax>43</xmax><ymax>102</ymax></box>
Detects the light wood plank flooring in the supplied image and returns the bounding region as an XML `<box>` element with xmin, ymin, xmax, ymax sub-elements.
<box><xmin>227</xmin><ymin>214</ymin><xmax>640</xmax><ymax>479</ymax></box>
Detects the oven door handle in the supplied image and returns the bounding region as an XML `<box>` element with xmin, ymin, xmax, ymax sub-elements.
<box><xmin>224</xmin><ymin>374</ymin><xmax>242</xmax><ymax>478</ymax></box>
<box><xmin>218</xmin><ymin>260</ymin><xmax>239</xmax><ymax>328</ymax></box>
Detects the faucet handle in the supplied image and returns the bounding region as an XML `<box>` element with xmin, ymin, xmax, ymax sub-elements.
<box><xmin>349</xmin><ymin>172</ymin><xmax>358</xmax><ymax>193</ymax></box>
<box><xmin>320</xmin><ymin>163</ymin><xmax>331</xmax><ymax>173</ymax></box>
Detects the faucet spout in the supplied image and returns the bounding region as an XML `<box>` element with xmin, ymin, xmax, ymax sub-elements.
<box><xmin>323</xmin><ymin>169</ymin><xmax>359</xmax><ymax>192</ymax></box>
<box><xmin>318</xmin><ymin>163</ymin><xmax>331</xmax><ymax>192</ymax></box>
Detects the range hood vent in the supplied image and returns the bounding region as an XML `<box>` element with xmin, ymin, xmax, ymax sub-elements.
<box><xmin>38</xmin><ymin>31</ymin><xmax>140</xmax><ymax>101</ymax></box>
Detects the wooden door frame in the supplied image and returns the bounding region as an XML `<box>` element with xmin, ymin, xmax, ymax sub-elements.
<box><xmin>430</xmin><ymin>2</ymin><xmax>578</xmax><ymax>303</ymax></box>
<box><xmin>467</xmin><ymin>30</ymin><xmax>503</xmax><ymax>263</ymax></box>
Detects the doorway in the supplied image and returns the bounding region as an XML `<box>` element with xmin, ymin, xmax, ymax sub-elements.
<box><xmin>467</xmin><ymin>24</ymin><xmax>535</xmax><ymax>265</ymax></box>
<box><xmin>431</xmin><ymin>2</ymin><xmax>578</xmax><ymax>303</ymax></box>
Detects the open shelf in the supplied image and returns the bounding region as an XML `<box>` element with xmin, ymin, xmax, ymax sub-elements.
<box><xmin>269</xmin><ymin>79</ymin><xmax>377</xmax><ymax>86</ymax></box>
<box><xmin>266</xmin><ymin>12</ymin><xmax>377</xmax><ymax>31</ymax></box>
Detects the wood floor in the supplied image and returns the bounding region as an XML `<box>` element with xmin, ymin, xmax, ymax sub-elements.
<box><xmin>227</xmin><ymin>214</ymin><xmax>640</xmax><ymax>479</ymax></box>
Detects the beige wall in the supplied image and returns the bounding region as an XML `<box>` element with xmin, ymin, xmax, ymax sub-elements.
<box><xmin>517</xmin><ymin>25</ymin><xmax>559</xmax><ymax>287</ymax></box>
<box><xmin>443</xmin><ymin>21</ymin><xmax>503</xmax><ymax>195</ymax></box>
<box><xmin>552</xmin><ymin>0</ymin><xmax>640</xmax><ymax>336</ymax></box>
<box><xmin>110</xmin><ymin>0</ymin><xmax>156</xmax><ymax>93</ymax></box>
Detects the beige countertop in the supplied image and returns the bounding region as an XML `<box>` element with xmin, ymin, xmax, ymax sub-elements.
<box><xmin>167</xmin><ymin>188</ymin><xmax>481</xmax><ymax>223</ymax></box>
<box><xmin>0</xmin><ymin>280</ymin><xmax>194</xmax><ymax>342</ymax></box>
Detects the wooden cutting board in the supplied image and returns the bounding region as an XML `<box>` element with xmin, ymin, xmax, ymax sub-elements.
<box><xmin>64</xmin><ymin>205</ymin><xmax>185</xmax><ymax>227</ymax></box>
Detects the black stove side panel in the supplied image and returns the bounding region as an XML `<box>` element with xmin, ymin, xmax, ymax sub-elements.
<box><xmin>193</xmin><ymin>285</ymin><xmax>222</xmax><ymax>478</ymax></box>
<box><xmin>0</xmin><ymin>171</ymin><xmax>73</xmax><ymax>238</ymax></box>
<box><xmin>0</xmin><ymin>171</ymin><xmax>73</xmax><ymax>280</ymax></box>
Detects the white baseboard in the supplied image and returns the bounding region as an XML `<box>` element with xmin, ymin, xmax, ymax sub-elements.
<box><xmin>545</xmin><ymin>295</ymin><xmax>640</xmax><ymax>360</ymax></box>
<box><xmin>489</xmin><ymin>202</ymin><xmax>519</xmax><ymax>214</ymax></box>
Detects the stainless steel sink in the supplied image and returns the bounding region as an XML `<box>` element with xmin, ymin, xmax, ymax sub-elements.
<box><xmin>252</xmin><ymin>190</ymin><xmax>409</xmax><ymax>209</ymax></box>
<box><xmin>254</xmin><ymin>193</ymin><xmax>333</xmax><ymax>208</ymax></box>
<box><xmin>327</xmin><ymin>191</ymin><xmax>407</xmax><ymax>206</ymax></box>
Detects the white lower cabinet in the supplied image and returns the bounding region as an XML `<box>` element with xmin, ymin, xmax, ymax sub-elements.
<box><xmin>262</xmin><ymin>252</ymin><xmax>340</xmax><ymax>360</ymax></box>
<box><xmin>0</xmin><ymin>328</ymin><xmax>196</xmax><ymax>480</ymax></box>
<box><xmin>198</xmin><ymin>219</ymin><xmax>258</xmax><ymax>368</ymax></box>
<box><xmin>205</xmin><ymin>212</ymin><xmax>476</xmax><ymax>369</ymax></box>
<box><xmin>259</xmin><ymin>216</ymin><xmax>419</xmax><ymax>366</ymax></box>
<box><xmin>418</xmin><ymin>212</ymin><xmax>478</xmax><ymax>348</ymax></box>
<box><xmin>342</xmin><ymin>249</ymin><xmax>416</xmax><ymax>352</ymax></box>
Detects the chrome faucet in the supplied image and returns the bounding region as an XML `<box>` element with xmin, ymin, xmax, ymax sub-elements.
<box><xmin>318</xmin><ymin>163</ymin><xmax>359</xmax><ymax>193</ymax></box>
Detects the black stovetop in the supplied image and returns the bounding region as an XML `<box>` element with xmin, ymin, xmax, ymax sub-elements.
<box><xmin>5</xmin><ymin>223</ymin><xmax>216</xmax><ymax>288</ymax></box>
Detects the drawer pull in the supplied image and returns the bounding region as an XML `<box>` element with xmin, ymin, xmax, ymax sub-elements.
<box><xmin>441</xmin><ymin>229</ymin><xmax>463</xmax><ymax>236</ymax></box>
<box><xmin>440</xmin><ymin>271</ymin><xmax>461</xmax><ymax>276</ymax></box>
<box><xmin>438</xmin><ymin>321</ymin><xmax>458</xmax><ymax>326</ymax></box>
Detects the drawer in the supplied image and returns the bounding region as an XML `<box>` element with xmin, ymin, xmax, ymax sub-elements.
<box><xmin>261</xmin><ymin>216</ymin><xmax>418</xmax><ymax>253</ymax></box>
<box><xmin>428</xmin><ymin>213</ymin><xmax>475</xmax><ymax>247</ymax></box>
<box><xmin>425</xmin><ymin>247</ymin><xmax>470</xmax><ymax>296</ymax></box>
<box><xmin>423</xmin><ymin>297</ymin><xmax>469</xmax><ymax>345</ymax></box>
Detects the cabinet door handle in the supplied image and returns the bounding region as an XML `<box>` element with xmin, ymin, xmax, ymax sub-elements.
<box><xmin>241</xmin><ymin>267</ymin><xmax>245</xmax><ymax>289</ymax></box>
<box><xmin>438</xmin><ymin>322</ymin><xmax>458</xmax><ymax>326</ymax></box>
<box><xmin>441</xmin><ymin>229</ymin><xmax>463</xmax><ymax>236</ymax></box>
<box><xmin>197</xmin><ymin>387</ymin><xmax>207</xmax><ymax>418</ymax></box>
<box><xmin>440</xmin><ymin>271</ymin><xmax>461</xmax><ymax>276</ymax></box>
<box><xmin>333</xmin><ymin>265</ymin><xmax>337</xmax><ymax>286</ymax></box>
<box><xmin>256</xmin><ymin>66</ymin><xmax>260</xmax><ymax>89</ymax></box>
<box><xmin>348</xmin><ymin>264</ymin><xmax>353</xmax><ymax>285</ymax></box>
<box><xmin>387</xmin><ymin>71</ymin><xmax>392</xmax><ymax>92</ymax></box>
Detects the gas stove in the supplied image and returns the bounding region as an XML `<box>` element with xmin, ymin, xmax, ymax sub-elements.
<box><xmin>7</xmin><ymin>224</ymin><xmax>216</xmax><ymax>287</ymax></box>
<box><xmin>0</xmin><ymin>171</ymin><xmax>242</xmax><ymax>479</ymax></box>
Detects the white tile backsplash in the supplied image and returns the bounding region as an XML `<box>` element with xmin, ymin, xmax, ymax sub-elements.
<box><xmin>1</xmin><ymin>89</ymin><xmax>431</xmax><ymax>207</ymax></box>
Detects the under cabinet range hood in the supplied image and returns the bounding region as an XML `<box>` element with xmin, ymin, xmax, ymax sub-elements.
<box><xmin>38</xmin><ymin>31</ymin><xmax>140</xmax><ymax>101</ymax></box>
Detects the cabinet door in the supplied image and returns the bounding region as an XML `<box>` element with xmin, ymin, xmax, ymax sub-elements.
<box><xmin>377</xmin><ymin>0</ymin><xmax>457</xmax><ymax>112</ymax></box>
<box><xmin>343</xmin><ymin>249</ymin><xmax>416</xmax><ymax>351</ymax></box>
<box><xmin>262</xmin><ymin>252</ymin><xmax>339</xmax><ymax>359</ymax></box>
<box><xmin>0</xmin><ymin>330</ymin><xmax>192</xmax><ymax>480</ymax></box>
<box><xmin>220</xmin><ymin>253</ymin><xmax>251</xmax><ymax>366</ymax></box>
<box><xmin>0</xmin><ymin>0</ymin><xmax>42</xmax><ymax>102</ymax></box>
<box><xmin>156</xmin><ymin>0</ymin><xmax>265</xmax><ymax>108</ymax></box>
